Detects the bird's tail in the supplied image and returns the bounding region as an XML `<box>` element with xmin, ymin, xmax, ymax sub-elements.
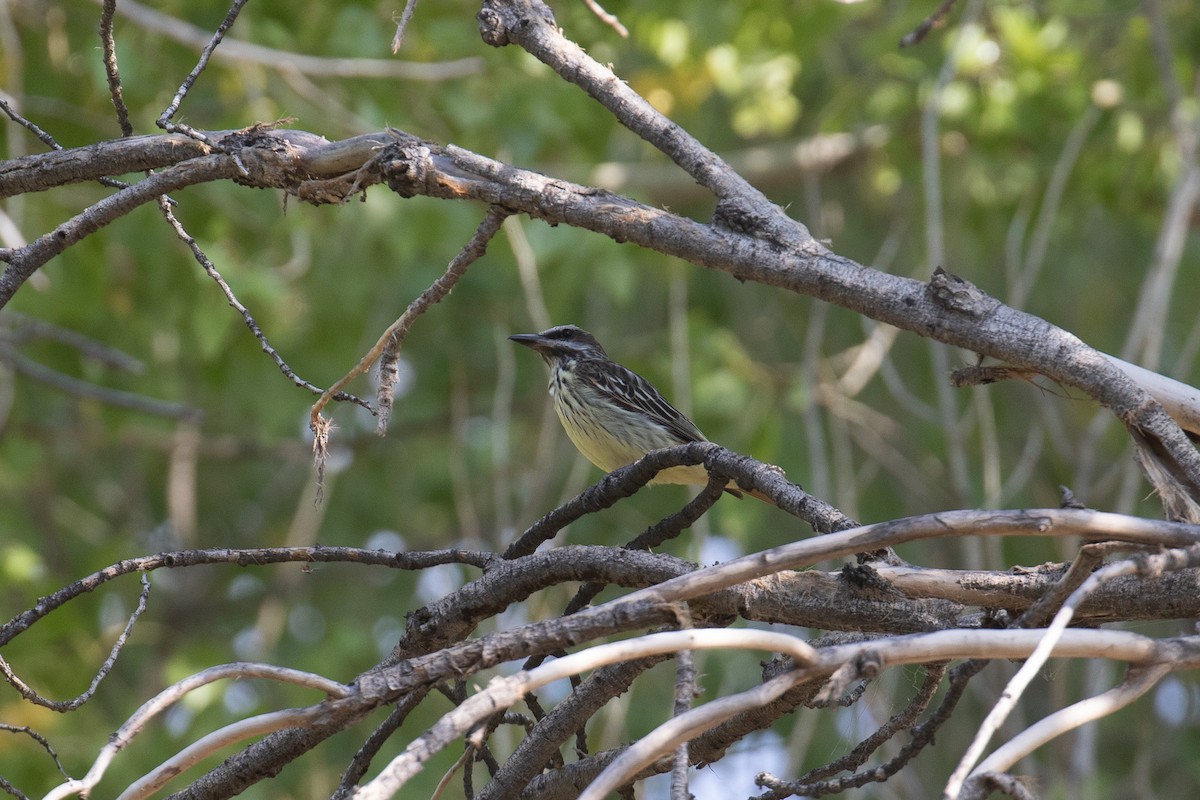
<box><xmin>724</xmin><ymin>485</ymin><xmax>777</xmax><ymax>505</ymax></box>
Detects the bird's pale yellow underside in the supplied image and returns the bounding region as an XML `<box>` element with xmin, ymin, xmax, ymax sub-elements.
<box><xmin>551</xmin><ymin>366</ymin><xmax>713</xmax><ymax>486</ymax></box>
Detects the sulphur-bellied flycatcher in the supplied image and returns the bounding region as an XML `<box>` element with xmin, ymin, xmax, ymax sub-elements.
<box><xmin>510</xmin><ymin>324</ymin><xmax>773</xmax><ymax>503</ymax></box>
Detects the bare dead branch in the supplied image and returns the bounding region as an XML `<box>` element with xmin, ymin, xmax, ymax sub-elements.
<box><xmin>476</xmin><ymin>0</ymin><xmax>813</xmax><ymax>251</ymax></box>
<box><xmin>605</xmin><ymin>670</ymin><xmax>817</xmax><ymax>800</ymax></box>
<box><xmin>42</xmin><ymin>662</ymin><xmax>354</xmax><ymax>800</ymax></box>
<box><xmin>388</xmin><ymin>546</ymin><xmax>705</xmax><ymax>665</ymax></box>
<box><xmin>0</xmin><ymin>98</ymin><xmax>134</xmax><ymax>194</ymax></box>
<box><xmin>357</xmin><ymin>630</ymin><xmax>819</xmax><ymax>799</ymax></box>
<box><xmin>944</xmin><ymin>543</ymin><xmax>1200</xmax><ymax>797</ymax></box>
<box><xmin>561</xmin><ymin>471</ymin><xmax>727</xmax><ymax>616</ymax></box>
<box><xmin>362</xmin><ymin>509</ymin><xmax>1200</xmax><ymax>704</ymax></box>
<box><xmin>5</xmin><ymin>126</ymin><xmax>1200</xmax><ymax>502</ymax></box>
<box><xmin>573</xmin><ymin>624</ymin><xmax>1169</xmax><ymax>800</ymax></box>
<box><xmin>504</xmin><ymin>442</ymin><xmax>829</xmax><ymax>560</ymax></box>
<box><xmin>10</xmin><ymin>501</ymin><xmax>1200</xmax><ymax>799</ymax></box>
<box><xmin>755</xmin><ymin>655</ymin><xmax>983</xmax><ymax>799</ymax></box>
<box><xmin>0</xmin><ymin>575</ymin><xmax>151</xmax><ymax>711</ymax></box>
<box><xmin>120</xmin><ymin>705</ymin><xmax>354</xmax><ymax>800</ymax></box>
<box><xmin>960</xmin><ymin>771</ymin><xmax>1038</xmax><ymax>800</ymax></box>
<box><xmin>0</xmin><ymin>155</ymin><xmax>239</xmax><ymax>306</ymax></box>
<box><xmin>961</xmin><ymin>662</ymin><xmax>1172</xmax><ymax>799</ymax></box>
<box><xmin>872</xmin><ymin>552</ymin><xmax>1200</xmax><ymax>622</ymax></box>
<box><xmin>785</xmin><ymin>662</ymin><xmax>947</xmax><ymax>788</ymax></box>
<box><xmin>0</xmin><ymin>546</ymin><xmax>494</xmax><ymax>648</ymax></box>
<box><xmin>333</xmin><ymin>692</ymin><xmax>430</xmax><ymax>799</ymax></box>
<box><xmin>478</xmin><ymin>658</ymin><xmax>666</xmax><ymax>800</ymax></box>
<box><xmin>1102</xmin><ymin>353</ymin><xmax>1200</xmax><ymax>437</ymax></box>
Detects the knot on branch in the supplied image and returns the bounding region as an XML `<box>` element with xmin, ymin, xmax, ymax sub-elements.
<box><xmin>926</xmin><ymin>266</ymin><xmax>999</xmax><ymax>319</ymax></box>
<box><xmin>712</xmin><ymin>197</ymin><xmax>771</xmax><ymax>239</ymax></box>
<box><xmin>840</xmin><ymin>563</ymin><xmax>904</xmax><ymax>600</ymax></box>
<box><xmin>477</xmin><ymin>0</ymin><xmax>556</xmax><ymax>48</ymax></box>
<box><xmin>219</xmin><ymin>127</ymin><xmax>304</xmax><ymax>189</ymax></box>
<box><xmin>382</xmin><ymin>142</ymin><xmax>434</xmax><ymax>198</ymax></box>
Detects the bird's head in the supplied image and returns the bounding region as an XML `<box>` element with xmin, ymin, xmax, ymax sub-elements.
<box><xmin>509</xmin><ymin>325</ymin><xmax>609</xmax><ymax>366</ymax></box>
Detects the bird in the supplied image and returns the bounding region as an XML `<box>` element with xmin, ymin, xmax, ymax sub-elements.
<box><xmin>509</xmin><ymin>324</ymin><xmax>774</xmax><ymax>503</ymax></box>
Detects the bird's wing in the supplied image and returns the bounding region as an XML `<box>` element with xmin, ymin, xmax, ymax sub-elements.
<box><xmin>577</xmin><ymin>360</ymin><xmax>708</xmax><ymax>444</ymax></box>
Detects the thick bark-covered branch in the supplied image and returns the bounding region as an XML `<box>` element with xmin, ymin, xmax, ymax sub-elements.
<box><xmin>2</xmin><ymin>127</ymin><xmax>1195</xmax><ymax>483</ymax></box>
<box><xmin>8</xmin><ymin>121</ymin><xmax>1194</xmax><ymax>502</ymax></box>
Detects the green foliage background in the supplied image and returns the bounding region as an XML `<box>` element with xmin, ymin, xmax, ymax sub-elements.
<box><xmin>3</xmin><ymin>1</ymin><xmax>1200</xmax><ymax>797</ymax></box>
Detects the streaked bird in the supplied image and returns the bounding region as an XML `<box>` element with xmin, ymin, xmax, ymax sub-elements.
<box><xmin>510</xmin><ymin>324</ymin><xmax>773</xmax><ymax>503</ymax></box>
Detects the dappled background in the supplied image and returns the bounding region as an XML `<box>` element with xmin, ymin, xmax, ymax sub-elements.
<box><xmin>3</xmin><ymin>1</ymin><xmax>1200</xmax><ymax>797</ymax></box>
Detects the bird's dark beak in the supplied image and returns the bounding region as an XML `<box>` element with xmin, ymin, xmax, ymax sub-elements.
<box><xmin>509</xmin><ymin>333</ymin><xmax>546</xmax><ymax>351</ymax></box>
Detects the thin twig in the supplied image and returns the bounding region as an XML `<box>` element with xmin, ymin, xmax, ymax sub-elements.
<box><xmin>157</xmin><ymin>0</ymin><xmax>251</xmax><ymax>138</ymax></box>
<box><xmin>581</xmin><ymin>0</ymin><xmax>628</xmax><ymax>38</ymax></box>
<box><xmin>0</xmin><ymin>724</ymin><xmax>70</xmax><ymax>780</ymax></box>
<box><xmin>156</xmin><ymin>199</ymin><xmax>372</xmax><ymax>411</ymax></box>
<box><xmin>308</xmin><ymin>206</ymin><xmax>510</xmax><ymax>495</ymax></box>
<box><xmin>42</xmin><ymin>663</ymin><xmax>354</xmax><ymax>800</ymax></box>
<box><xmin>0</xmin><ymin>574</ymin><xmax>153</xmax><ymax>711</ymax></box>
<box><xmin>0</xmin><ymin>774</ymin><xmax>28</xmax><ymax>800</ymax></box>
<box><xmin>0</xmin><ymin>97</ymin><xmax>59</xmax><ymax>149</ymax></box>
<box><xmin>943</xmin><ymin>544</ymin><xmax>1200</xmax><ymax>798</ymax></box>
<box><xmin>963</xmin><ymin>662</ymin><xmax>1172</xmax><ymax>795</ymax></box>
<box><xmin>899</xmin><ymin>0</ymin><xmax>961</xmax><ymax>47</ymax></box>
<box><xmin>1</xmin><ymin>312</ymin><xmax>145</xmax><ymax>372</ymax></box>
<box><xmin>669</xmin><ymin>607</ymin><xmax>696</xmax><ymax>800</ymax></box>
<box><xmin>477</xmin><ymin>658</ymin><xmax>665</xmax><ymax>800</ymax></box>
<box><xmin>1</xmin><ymin>546</ymin><xmax>495</xmax><ymax>647</ymax></box>
<box><xmin>431</xmin><ymin>745</ymin><xmax>474</xmax><ymax>800</ymax></box>
<box><xmin>0</xmin><ymin>344</ymin><xmax>201</xmax><ymax>421</ymax></box>
<box><xmin>375</xmin><ymin>206</ymin><xmax>510</xmax><ymax>434</ymax></box>
<box><xmin>561</xmin><ymin>472</ymin><xmax>726</xmax><ymax>615</ymax></box>
<box><xmin>334</xmin><ymin>692</ymin><xmax>431</xmax><ymax>799</ymax></box>
<box><xmin>99</xmin><ymin>0</ymin><xmax>481</xmax><ymax>80</ymax></box>
<box><xmin>356</xmin><ymin>630</ymin><xmax>820</xmax><ymax>800</ymax></box>
<box><xmin>391</xmin><ymin>0</ymin><xmax>420</xmax><ymax>53</ymax></box>
<box><xmin>99</xmin><ymin>0</ymin><xmax>134</xmax><ymax>137</ymax></box>
<box><xmin>1</xmin><ymin>154</ymin><xmax>240</xmax><ymax>308</ymax></box>
<box><xmin>777</xmin><ymin>662</ymin><xmax>948</xmax><ymax>787</ymax></box>
<box><xmin>0</xmin><ymin>98</ymin><xmax>131</xmax><ymax>192</ymax></box>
